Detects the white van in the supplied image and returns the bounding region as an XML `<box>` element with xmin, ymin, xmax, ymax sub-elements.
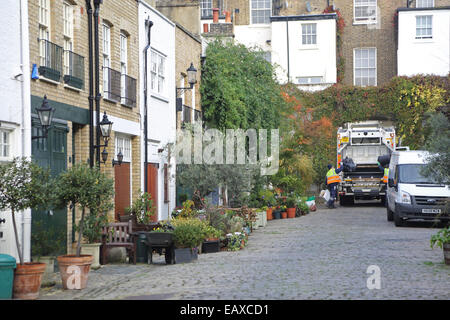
<box><xmin>386</xmin><ymin>150</ymin><xmax>450</xmax><ymax>227</ymax></box>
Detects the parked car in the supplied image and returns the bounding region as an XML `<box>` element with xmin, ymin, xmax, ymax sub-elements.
<box><xmin>386</xmin><ymin>150</ymin><xmax>450</xmax><ymax>227</ymax></box>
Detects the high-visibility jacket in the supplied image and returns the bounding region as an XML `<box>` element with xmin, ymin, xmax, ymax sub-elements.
<box><xmin>382</xmin><ymin>168</ymin><xmax>389</xmax><ymax>183</ymax></box>
<box><xmin>326</xmin><ymin>168</ymin><xmax>340</xmax><ymax>185</ymax></box>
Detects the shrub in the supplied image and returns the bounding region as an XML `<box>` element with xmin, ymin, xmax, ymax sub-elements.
<box><xmin>171</xmin><ymin>218</ymin><xmax>207</xmax><ymax>249</ymax></box>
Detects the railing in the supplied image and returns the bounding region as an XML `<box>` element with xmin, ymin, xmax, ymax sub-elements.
<box><xmin>38</xmin><ymin>39</ymin><xmax>63</xmax><ymax>81</ymax></box>
<box><xmin>103</xmin><ymin>67</ymin><xmax>121</xmax><ymax>102</ymax></box>
<box><xmin>194</xmin><ymin>109</ymin><xmax>202</xmax><ymax>122</ymax></box>
<box><xmin>63</xmin><ymin>50</ymin><xmax>85</xmax><ymax>89</ymax></box>
<box><xmin>121</xmin><ymin>74</ymin><xmax>137</xmax><ymax>108</ymax></box>
<box><xmin>181</xmin><ymin>105</ymin><xmax>203</xmax><ymax>126</ymax></box>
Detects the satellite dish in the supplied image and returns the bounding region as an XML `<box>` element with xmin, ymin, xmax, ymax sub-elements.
<box><xmin>306</xmin><ymin>2</ymin><xmax>311</xmax><ymax>12</ymax></box>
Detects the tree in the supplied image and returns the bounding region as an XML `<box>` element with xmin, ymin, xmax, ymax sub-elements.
<box><xmin>0</xmin><ymin>158</ymin><xmax>50</xmax><ymax>265</ymax></box>
<box><xmin>53</xmin><ymin>163</ymin><xmax>114</xmax><ymax>256</ymax></box>
<box><xmin>201</xmin><ymin>40</ymin><xmax>287</xmax><ymax>131</ymax></box>
<box><xmin>422</xmin><ymin>112</ymin><xmax>450</xmax><ymax>184</ymax></box>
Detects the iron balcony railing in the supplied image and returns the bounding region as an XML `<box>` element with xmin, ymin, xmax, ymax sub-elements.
<box><xmin>38</xmin><ymin>39</ymin><xmax>63</xmax><ymax>82</ymax></box>
<box><xmin>121</xmin><ymin>74</ymin><xmax>137</xmax><ymax>108</ymax></box>
<box><xmin>63</xmin><ymin>50</ymin><xmax>85</xmax><ymax>89</ymax></box>
<box><xmin>103</xmin><ymin>67</ymin><xmax>121</xmax><ymax>102</ymax></box>
<box><xmin>194</xmin><ymin>108</ymin><xmax>202</xmax><ymax>122</ymax></box>
<box><xmin>182</xmin><ymin>105</ymin><xmax>203</xmax><ymax>126</ymax></box>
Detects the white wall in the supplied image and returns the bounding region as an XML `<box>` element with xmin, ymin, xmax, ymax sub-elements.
<box><xmin>138</xmin><ymin>1</ymin><xmax>176</xmax><ymax>221</ymax></box>
<box><xmin>398</xmin><ymin>9</ymin><xmax>450</xmax><ymax>76</ymax></box>
<box><xmin>0</xmin><ymin>0</ymin><xmax>32</xmax><ymax>262</ymax></box>
<box><xmin>271</xmin><ymin>16</ymin><xmax>337</xmax><ymax>89</ymax></box>
<box><xmin>234</xmin><ymin>24</ymin><xmax>272</xmax><ymax>52</ymax></box>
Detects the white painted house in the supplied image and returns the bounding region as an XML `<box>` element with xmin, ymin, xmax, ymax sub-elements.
<box><xmin>397</xmin><ymin>6</ymin><xmax>450</xmax><ymax>77</ymax></box>
<box><xmin>0</xmin><ymin>0</ymin><xmax>32</xmax><ymax>262</ymax></box>
<box><xmin>270</xmin><ymin>14</ymin><xmax>337</xmax><ymax>91</ymax></box>
<box><xmin>138</xmin><ymin>1</ymin><xmax>177</xmax><ymax>221</ymax></box>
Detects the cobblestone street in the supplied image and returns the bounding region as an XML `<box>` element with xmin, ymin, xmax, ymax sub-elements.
<box><xmin>39</xmin><ymin>202</ymin><xmax>450</xmax><ymax>300</ymax></box>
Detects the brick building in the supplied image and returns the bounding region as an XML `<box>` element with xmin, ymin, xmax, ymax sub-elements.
<box><xmin>28</xmin><ymin>0</ymin><xmax>140</xmax><ymax>255</ymax></box>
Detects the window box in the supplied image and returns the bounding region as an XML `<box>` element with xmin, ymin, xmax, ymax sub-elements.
<box><xmin>38</xmin><ymin>66</ymin><xmax>61</xmax><ymax>82</ymax></box>
<box><xmin>63</xmin><ymin>75</ymin><xmax>83</xmax><ymax>90</ymax></box>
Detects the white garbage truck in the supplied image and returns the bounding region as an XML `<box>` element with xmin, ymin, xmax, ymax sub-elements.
<box><xmin>336</xmin><ymin>121</ymin><xmax>396</xmax><ymax>205</ymax></box>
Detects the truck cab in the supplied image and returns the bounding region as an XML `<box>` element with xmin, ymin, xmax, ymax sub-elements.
<box><xmin>386</xmin><ymin>150</ymin><xmax>450</xmax><ymax>227</ymax></box>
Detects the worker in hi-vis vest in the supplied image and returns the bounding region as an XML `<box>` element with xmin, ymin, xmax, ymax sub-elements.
<box><xmin>378</xmin><ymin>161</ymin><xmax>389</xmax><ymax>184</ymax></box>
<box><xmin>325</xmin><ymin>164</ymin><xmax>343</xmax><ymax>209</ymax></box>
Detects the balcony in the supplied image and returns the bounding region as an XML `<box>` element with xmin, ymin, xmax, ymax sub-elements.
<box><xmin>38</xmin><ymin>39</ymin><xmax>63</xmax><ymax>82</ymax></box>
<box><xmin>181</xmin><ymin>105</ymin><xmax>202</xmax><ymax>128</ymax></box>
<box><xmin>121</xmin><ymin>74</ymin><xmax>137</xmax><ymax>108</ymax></box>
<box><xmin>63</xmin><ymin>50</ymin><xmax>85</xmax><ymax>90</ymax></box>
<box><xmin>103</xmin><ymin>67</ymin><xmax>121</xmax><ymax>102</ymax></box>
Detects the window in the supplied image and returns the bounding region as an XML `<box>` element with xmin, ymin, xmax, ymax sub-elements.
<box><xmin>38</xmin><ymin>0</ymin><xmax>50</xmax><ymax>67</ymax></box>
<box><xmin>115</xmin><ymin>134</ymin><xmax>131</xmax><ymax>162</ymax></box>
<box><xmin>416</xmin><ymin>15</ymin><xmax>432</xmax><ymax>39</ymax></box>
<box><xmin>120</xmin><ymin>33</ymin><xmax>128</xmax><ymax>104</ymax></box>
<box><xmin>416</xmin><ymin>0</ymin><xmax>434</xmax><ymax>8</ymax></box>
<box><xmin>151</xmin><ymin>50</ymin><xmax>165</xmax><ymax>95</ymax></box>
<box><xmin>354</xmin><ymin>48</ymin><xmax>376</xmax><ymax>87</ymax></box>
<box><xmin>0</xmin><ymin>129</ymin><xmax>10</xmax><ymax>159</ymax></box>
<box><xmin>103</xmin><ymin>23</ymin><xmax>111</xmax><ymax>98</ymax></box>
<box><xmin>354</xmin><ymin>0</ymin><xmax>377</xmax><ymax>23</ymax></box>
<box><xmin>63</xmin><ymin>2</ymin><xmax>74</xmax><ymax>76</ymax></box>
<box><xmin>301</xmin><ymin>23</ymin><xmax>317</xmax><ymax>45</ymax></box>
<box><xmin>297</xmin><ymin>76</ymin><xmax>323</xmax><ymax>85</ymax></box>
<box><xmin>251</xmin><ymin>0</ymin><xmax>271</xmax><ymax>24</ymax></box>
<box><xmin>200</xmin><ymin>0</ymin><xmax>212</xmax><ymax>18</ymax></box>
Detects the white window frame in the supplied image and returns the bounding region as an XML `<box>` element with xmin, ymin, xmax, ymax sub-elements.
<box><xmin>150</xmin><ymin>49</ymin><xmax>166</xmax><ymax>96</ymax></box>
<box><xmin>39</xmin><ymin>0</ymin><xmax>50</xmax><ymax>27</ymax></box>
<box><xmin>63</xmin><ymin>2</ymin><xmax>74</xmax><ymax>76</ymax></box>
<box><xmin>415</xmin><ymin>15</ymin><xmax>433</xmax><ymax>40</ymax></box>
<box><xmin>297</xmin><ymin>76</ymin><xmax>323</xmax><ymax>85</ymax></box>
<box><xmin>115</xmin><ymin>134</ymin><xmax>131</xmax><ymax>163</ymax></box>
<box><xmin>353</xmin><ymin>0</ymin><xmax>377</xmax><ymax>24</ymax></box>
<box><xmin>301</xmin><ymin>23</ymin><xmax>317</xmax><ymax>46</ymax></box>
<box><xmin>250</xmin><ymin>0</ymin><xmax>272</xmax><ymax>25</ymax></box>
<box><xmin>102</xmin><ymin>23</ymin><xmax>111</xmax><ymax>99</ymax></box>
<box><xmin>353</xmin><ymin>48</ymin><xmax>377</xmax><ymax>87</ymax></box>
<box><xmin>200</xmin><ymin>0</ymin><xmax>213</xmax><ymax>18</ymax></box>
<box><xmin>0</xmin><ymin>128</ymin><xmax>13</xmax><ymax>161</ymax></box>
<box><xmin>120</xmin><ymin>33</ymin><xmax>128</xmax><ymax>104</ymax></box>
<box><xmin>416</xmin><ymin>0</ymin><xmax>434</xmax><ymax>8</ymax></box>
<box><xmin>38</xmin><ymin>0</ymin><xmax>50</xmax><ymax>67</ymax></box>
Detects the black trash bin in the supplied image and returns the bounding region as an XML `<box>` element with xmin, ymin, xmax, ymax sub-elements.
<box><xmin>136</xmin><ymin>232</ymin><xmax>148</xmax><ymax>263</ymax></box>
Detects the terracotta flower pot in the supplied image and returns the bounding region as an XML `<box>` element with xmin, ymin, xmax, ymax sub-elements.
<box><xmin>13</xmin><ymin>262</ymin><xmax>46</xmax><ymax>300</ymax></box>
<box><xmin>57</xmin><ymin>255</ymin><xmax>93</xmax><ymax>290</ymax></box>
<box><xmin>266</xmin><ymin>208</ymin><xmax>273</xmax><ymax>220</ymax></box>
<box><xmin>287</xmin><ymin>208</ymin><xmax>296</xmax><ymax>218</ymax></box>
<box><xmin>281</xmin><ymin>211</ymin><xmax>287</xmax><ymax>219</ymax></box>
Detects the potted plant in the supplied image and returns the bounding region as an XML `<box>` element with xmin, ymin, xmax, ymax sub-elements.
<box><xmin>280</xmin><ymin>205</ymin><xmax>288</xmax><ymax>219</ymax></box>
<box><xmin>430</xmin><ymin>227</ymin><xmax>450</xmax><ymax>265</ymax></box>
<box><xmin>286</xmin><ymin>196</ymin><xmax>297</xmax><ymax>218</ymax></box>
<box><xmin>0</xmin><ymin>158</ymin><xmax>50</xmax><ymax>299</ymax></box>
<box><xmin>53</xmin><ymin>163</ymin><xmax>114</xmax><ymax>290</ymax></box>
<box><xmin>125</xmin><ymin>191</ymin><xmax>157</xmax><ymax>231</ymax></box>
<box><xmin>201</xmin><ymin>225</ymin><xmax>222</xmax><ymax>253</ymax></box>
<box><xmin>145</xmin><ymin>222</ymin><xmax>175</xmax><ymax>264</ymax></box>
<box><xmin>79</xmin><ymin>209</ymin><xmax>109</xmax><ymax>270</ymax></box>
<box><xmin>31</xmin><ymin>221</ymin><xmax>65</xmax><ymax>276</ymax></box>
<box><xmin>171</xmin><ymin>218</ymin><xmax>206</xmax><ymax>263</ymax></box>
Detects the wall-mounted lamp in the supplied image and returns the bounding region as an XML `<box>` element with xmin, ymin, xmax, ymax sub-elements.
<box><xmin>112</xmin><ymin>150</ymin><xmax>123</xmax><ymax>166</ymax></box>
<box><xmin>176</xmin><ymin>62</ymin><xmax>197</xmax><ymax>98</ymax></box>
<box><xmin>32</xmin><ymin>95</ymin><xmax>55</xmax><ymax>140</ymax></box>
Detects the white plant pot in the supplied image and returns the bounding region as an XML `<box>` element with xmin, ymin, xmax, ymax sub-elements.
<box><xmin>80</xmin><ymin>243</ymin><xmax>101</xmax><ymax>269</ymax></box>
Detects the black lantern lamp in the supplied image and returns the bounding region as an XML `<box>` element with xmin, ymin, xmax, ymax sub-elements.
<box><xmin>112</xmin><ymin>150</ymin><xmax>123</xmax><ymax>166</ymax></box>
<box><xmin>32</xmin><ymin>95</ymin><xmax>55</xmax><ymax>140</ymax></box>
<box><xmin>101</xmin><ymin>148</ymin><xmax>108</xmax><ymax>164</ymax></box>
<box><xmin>99</xmin><ymin>111</ymin><xmax>113</xmax><ymax>144</ymax></box>
<box><xmin>176</xmin><ymin>62</ymin><xmax>197</xmax><ymax>97</ymax></box>
<box><xmin>186</xmin><ymin>62</ymin><xmax>197</xmax><ymax>88</ymax></box>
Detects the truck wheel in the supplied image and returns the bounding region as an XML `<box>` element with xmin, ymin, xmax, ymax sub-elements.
<box><xmin>394</xmin><ymin>210</ymin><xmax>405</xmax><ymax>227</ymax></box>
<box><xmin>386</xmin><ymin>206</ymin><xmax>394</xmax><ymax>222</ymax></box>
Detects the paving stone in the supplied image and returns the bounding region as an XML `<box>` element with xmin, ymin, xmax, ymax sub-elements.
<box><xmin>39</xmin><ymin>202</ymin><xmax>450</xmax><ymax>300</ymax></box>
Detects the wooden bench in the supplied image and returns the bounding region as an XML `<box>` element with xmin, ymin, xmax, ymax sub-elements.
<box><xmin>101</xmin><ymin>221</ymin><xmax>136</xmax><ymax>265</ymax></box>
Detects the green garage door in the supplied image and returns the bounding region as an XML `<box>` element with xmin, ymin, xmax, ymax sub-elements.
<box><xmin>31</xmin><ymin>118</ymin><xmax>68</xmax><ymax>258</ymax></box>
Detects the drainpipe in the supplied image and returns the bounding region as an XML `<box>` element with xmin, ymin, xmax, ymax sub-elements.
<box><xmin>20</xmin><ymin>0</ymin><xmax>32</xmax><ymax>263</ymax></box>
<box><xmin>86</xmin><ymin>0</ymin><xmax>94</xmax><ymax>168</ymax></box>
<box><xmin>143</xmin><ymin>18</ymin><xmax>153</xmax><ymax>193</ymax></box>
<box><xmin>286</xmin><ymin>20</ymin><xmax>290</xmax><ymax>82</ymax></box>
<box><xmin>93</xmin><ymin>1</ymin><xmax>102</xmax><ymax>166</ymax></box>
